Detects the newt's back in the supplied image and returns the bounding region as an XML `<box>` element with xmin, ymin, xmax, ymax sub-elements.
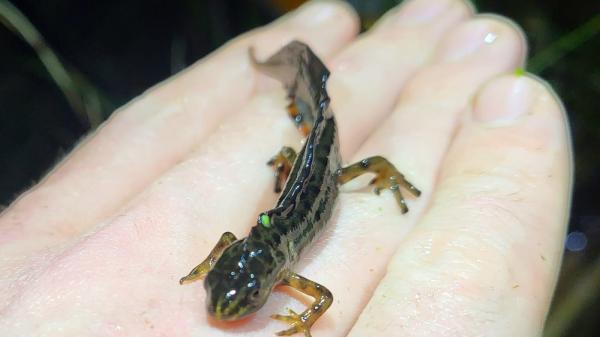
<box><xmin>250</xmin><ymin>41</ymin><xmax>342</xmax><ymax>263</ymax></box>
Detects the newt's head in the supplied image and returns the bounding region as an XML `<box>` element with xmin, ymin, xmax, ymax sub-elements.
<box><xmin>204</xmin><ymin>239</ymin><xmax>279</xmax><ymax>321</ymax></box>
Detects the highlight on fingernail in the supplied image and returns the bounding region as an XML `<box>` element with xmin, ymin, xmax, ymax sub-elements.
<box><xmin>435</xmin><ymin>19</ymin><xmax>503</xmax><ymax>62</ymax></box>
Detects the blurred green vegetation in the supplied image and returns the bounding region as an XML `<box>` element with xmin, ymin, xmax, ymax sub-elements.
<box><xmin>1</xmin><ymin>0</ymin><xmax>598</xmax><ymax>336</ymax></box>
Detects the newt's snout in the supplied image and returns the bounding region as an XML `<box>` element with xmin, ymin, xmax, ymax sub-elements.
<box><xmin>207</xmin><ymin>287</ymin><xmax>246</xmax><ymax>321</ymax></box>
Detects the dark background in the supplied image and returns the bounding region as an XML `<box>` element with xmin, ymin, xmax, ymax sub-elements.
<box><xmin>0</xmin><ymin>0</ymin><xmax>598</xmax><ymax>336</ymax></box>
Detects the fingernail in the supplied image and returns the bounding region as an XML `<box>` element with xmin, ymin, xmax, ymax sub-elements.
<box><xmin>436</xmin><ymin>18</ymin><xmax>507</xmax><ymax>62</ymax></box>
<box><xmin>288</xmin><ymin>1</ymin><xmax>345</xmax><ymax>26</ymax></box>
<box><xmin>472</xmin><ymin>76</ymin><xmax>535</xmax><ymax>125</ymax></box>
<box><xmin>394</xmin><ymin>0</ymin><xmax>453</xmax><ymax>26</ymax></box>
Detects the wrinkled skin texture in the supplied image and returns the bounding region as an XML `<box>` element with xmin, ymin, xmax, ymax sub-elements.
<box><xmin>0</xmin><ymin>1</ymin><xmax>572</xmax><ymax>336</ymax></box>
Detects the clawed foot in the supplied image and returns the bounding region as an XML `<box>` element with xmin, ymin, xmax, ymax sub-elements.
<box><xmin>271</xmin><ymin>308</ymin><xmax>312</xmax><ymax>337</ymax></box>
<box><xmin>336</xmin><ymin>156</ymin><xmax>421</xmax><ymax>214</ymax></box>
<box><xmin>368</xmin><ymin>165</ymin><xmax>421</xmax><ymax>213</ymax></box>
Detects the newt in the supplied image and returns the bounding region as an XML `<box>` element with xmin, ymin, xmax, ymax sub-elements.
<box><xmin>180</xmin><ymin>41</ymin><xmax>421</xmax><ymax>337</ymax></box>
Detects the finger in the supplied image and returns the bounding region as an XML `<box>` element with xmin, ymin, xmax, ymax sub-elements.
<box><xmin>288</xmin><ymin>14</ymin><xmax>527</xmax><ymax>335</ymax></box>
<box><xmin>348</xmin><ymin>75</ymin><xmax>572</xmax><ymax>336</ymax></box>
<box><xmin>328</xmin><ymin>0</ymin><xmax>473</xmax><ymax>156</ymax></box>
<box><xmin>0</xmin><ymin>1</ymin><xmax>358</xmax><ymax>253</ymax></box>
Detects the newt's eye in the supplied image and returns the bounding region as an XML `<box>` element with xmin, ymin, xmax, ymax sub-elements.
<box><xmin>251</xmin><ymin>289</ymin><xmax>260</xmax><ymax>299</ymax></box>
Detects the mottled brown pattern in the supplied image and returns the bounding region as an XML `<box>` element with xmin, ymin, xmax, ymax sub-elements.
<box><xmin>180</xmin><ymin>41</ymin><xmax>419</xmax><ymax>336</ymax></box>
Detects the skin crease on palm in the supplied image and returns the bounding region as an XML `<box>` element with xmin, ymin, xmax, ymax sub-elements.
<box><xmin>0</xmin><ymin>0</ymin><xmax>572</xmax><ymax>336</ymax></box>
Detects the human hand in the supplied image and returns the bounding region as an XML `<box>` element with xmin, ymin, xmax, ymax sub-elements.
<box><xmin>0</xmin><ymin>0</ymin><xmax>572</xmax><ymax>336</ymax></box>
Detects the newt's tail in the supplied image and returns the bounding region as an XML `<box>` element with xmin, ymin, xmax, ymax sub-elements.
<box><xmin>250</xmin><ymin>41</ymin><xmax>332</xmax><ymax>135</ymax></box>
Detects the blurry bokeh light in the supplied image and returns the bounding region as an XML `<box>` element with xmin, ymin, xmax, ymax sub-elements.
<box><xmin>565</xmin><ymin>231</ymin><xmax>588</xmax><ymax>252</ymax></box>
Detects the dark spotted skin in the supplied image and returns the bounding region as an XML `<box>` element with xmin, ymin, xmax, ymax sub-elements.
<box><xmin>203</xmin><ymin>41</ymin><xmax>341</xmax><ymax>322</ymax></box>
<box><xmin>180</xmin><ymin>41</ymin><xmax>420</xmax><ymax>336</ymax></box>
<box><xmin>269</xmin><ymin>105</ymin><xmax>341</xmax><ymax>263</ymax></box>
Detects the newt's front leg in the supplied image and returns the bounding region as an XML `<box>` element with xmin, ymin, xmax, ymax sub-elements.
<box><xmin>267</xmin><ymin>146</ymin><xmax>297</xmax><ymax>193</ymax></box>
<box><xmin>337</xmin><ymin>156</ymin><xmax>421</xmax><ymax>213</ymax></box>
<box><xmin>271</xmin><ymin>272</ymin><xmax>333</xmax><ymax>337</ymax></box>
<box><xmin>179</xmin><ymin>232</ymin><xmax>237</xmax><ymax>284</ymax></box>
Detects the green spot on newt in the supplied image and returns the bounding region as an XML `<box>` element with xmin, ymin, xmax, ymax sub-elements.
<box><xmin>260</xmin><ymin>214</ymin><xmax>271</xmax><ymax>228</ymax></box>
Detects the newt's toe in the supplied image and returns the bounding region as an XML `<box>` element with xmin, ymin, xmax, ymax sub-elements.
<box><xmin>271</xmin><ymin>309</ymin><xmax>312</xmax><ymax>337</ymax></box>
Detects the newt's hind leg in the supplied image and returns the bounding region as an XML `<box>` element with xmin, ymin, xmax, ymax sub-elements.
<box><xmin>286</xmin><ymin>98</ymin><xmax>312</xmax><ymax>137</ymax></box>
<box><xmin>271</xmin><ymin>272</ymin><xmax>332</xmax><ymax>337</ymax></box>
<box><xmin>267</xmin><ymin>146</ymin><xmax>297</xmax><ymax>193</ymax></box>
<box><xmin>337</xmin><ymin>156</ymin><xmax>421</xmax><ymax>213</ymax></box>
<box><xmin>179</xmin><ymin>232</ymin><xmax>237</xmax><ymax>285</ymax></box>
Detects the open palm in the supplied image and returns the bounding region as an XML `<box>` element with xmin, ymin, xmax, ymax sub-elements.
<box><xmin>0</xmin><ymin>1</ymin><xmax>571</xmax><ymax>336</ymax></box>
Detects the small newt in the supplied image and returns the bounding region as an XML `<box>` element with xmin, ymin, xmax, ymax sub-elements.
<box><xmin>180</xmin><ymin>41</ymin><xmax>421</xmax><ymax>337</ymax></box>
